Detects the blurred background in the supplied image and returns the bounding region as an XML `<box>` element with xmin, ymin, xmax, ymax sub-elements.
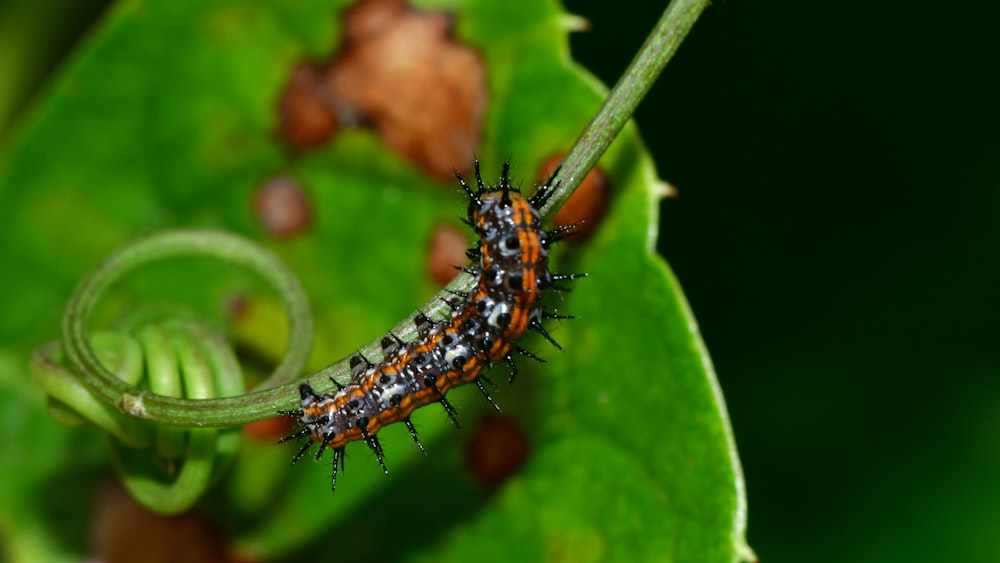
<box><xmin>2</xmin><ymin>0</ymin><xmax>998</xmax><ymax>561</ymax></box>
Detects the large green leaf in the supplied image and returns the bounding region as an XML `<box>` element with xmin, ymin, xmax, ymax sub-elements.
<box><xmin>0</xmin><ymin>0</ymin><xmax>747</xmax><ymax>560</ymax></box>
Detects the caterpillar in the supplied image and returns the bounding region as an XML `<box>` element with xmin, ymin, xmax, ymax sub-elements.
<box><xmin>280</xmin><ymin>160</ymin><xmax>582</xmax><ymax>491</ymax></box>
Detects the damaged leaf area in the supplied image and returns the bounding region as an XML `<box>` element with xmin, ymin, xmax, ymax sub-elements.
<box><xmin>0</xmin><ymin>0</ymin><xmax>747</xmax><ymax>561</ymax></box>
<box><xmin>278</xmin><ymin>0</ymin><xmax>486</xmax><ymax>180</ymax></box>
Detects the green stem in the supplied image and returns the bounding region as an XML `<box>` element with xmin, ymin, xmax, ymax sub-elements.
<box><xmin>539</xmin><ymin>0</ymin><xmax>710</xmax><ymax>220</ymax></box>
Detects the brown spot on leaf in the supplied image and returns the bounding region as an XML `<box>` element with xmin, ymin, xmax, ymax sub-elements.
<box><xmin>330</xmin><ymin>0</ymin><xmax>486</xmax><ymax>180</ymax></box>
<box><xmin>427</xmin><ymin>223</ymin><xmax>470</xmax><ymax>285</ymax></box>
<box><xmin>465</xmin><ymin>414</ymin><xmax>531</xmax><ymax>489</ymax></box>
<box><xmin>253</xmin><ymin>175</ymin><xmax>311</xmax><ymax>238</ymax></box>
<box><xmin>275</xmin><ymin>0</ymin><xmax>486</xmax><ymax>180</ymax></box>
<box><xmin>276</xmin><ymin>62</ymin><xmax>339</xmax><ymax>149</ymax></box>
<box><xmin>91</xmin><ymin>482</ymin><xmax>229</xmax><ymax>563</ymax></box>
<box><xmin>539</xmin><ymin>153</ymin><xmax>610</xmax><ymax>241</ymax></box>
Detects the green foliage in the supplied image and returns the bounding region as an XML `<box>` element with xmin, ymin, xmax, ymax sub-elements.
<box><xmin>0</xmin><ymin>0</ymin><xmax>747</xmax><ymax>560</ymax></box>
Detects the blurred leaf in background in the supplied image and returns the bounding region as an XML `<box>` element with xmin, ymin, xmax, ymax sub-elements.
<box><xmin>0</xmin><ymin>0</ymin><xmax>745</xmax><ymax>561</ymax></box>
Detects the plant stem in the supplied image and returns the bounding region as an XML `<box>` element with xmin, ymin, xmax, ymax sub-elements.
<box><xmin>539</xmin><ymin>0</ymin><xmax>710</xmax><ymax>219</ymax></box>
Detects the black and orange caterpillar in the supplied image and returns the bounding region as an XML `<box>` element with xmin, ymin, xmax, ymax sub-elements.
<box><xmin>281</xmin><ymin>160</ymin><xmax>582</xmax><ymax>491</ymax></box>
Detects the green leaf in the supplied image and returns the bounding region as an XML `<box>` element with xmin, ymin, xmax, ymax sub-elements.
<box><xmin>0</xmin><ymin>0</ymin><xmax>748</xmax><ymax>560</ymax></box>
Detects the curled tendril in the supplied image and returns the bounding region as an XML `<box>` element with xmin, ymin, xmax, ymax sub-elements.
<box><xmin>107</xmin><ymin>322</ymin><xmax>246</xmax><ymax>514</ymax></box>
<box><xmin>31</xmin><ymin>230</ymin><xmax>313</xmax><ymax>513</ymax></box>
<box><xmin>30</xmin><ymin>321</ymin><xmax>249</xmax><ymax>513</ymax></box>
<box><xmin>57</xmin><ymin>230</ymin><xmax>314</xmax><ymax>427</ymax></box>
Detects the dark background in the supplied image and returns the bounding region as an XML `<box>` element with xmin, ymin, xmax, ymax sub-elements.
<box><xmin>3</xmin><ymin>1</ymin><xmax>998</xmax><ymax>561</ymax></box>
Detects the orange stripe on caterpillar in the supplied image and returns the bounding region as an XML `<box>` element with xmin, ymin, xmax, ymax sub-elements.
<box><xmin>280</xmin><ymin>160</ymin><xmax>585</xmax><ymax>492</ymax></box>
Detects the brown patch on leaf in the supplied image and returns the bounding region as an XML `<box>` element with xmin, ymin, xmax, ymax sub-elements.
<box><xmin>253</xmin><ymin>175</ymin><xmax>312</xmax><ymax>238</ymax></box>
<box><xmin>90</xmin><ymin>482</ymin><xmax>229</xmax><ymax>563</ymax></box>
<box><xmin>427</xmin><ymin>223</ymin><xmax>470</xmax><ymax>285</ymax></box>
<box><xmin>330</xmin><ymin>0</ymin><xmax>486</xmax><ymax>180</ymax></box>
<box><xmin>465</xmin><ymin>414</ymin><xmax>531</xmax><ymax>489</ymax></box>
<box><xmin>539</xmin><ymin>153</ymin><xmax>610</xmax><ymax>241</ymax></box>
<box><xmin>276</xmin><ymin>62</ymin><xmax>339</xmax><ymax>149</ymax></box>
<box><xmin>275</xmin><ymin>0</ymin><xmax>486</xmax><ymax>180</ymax></box>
